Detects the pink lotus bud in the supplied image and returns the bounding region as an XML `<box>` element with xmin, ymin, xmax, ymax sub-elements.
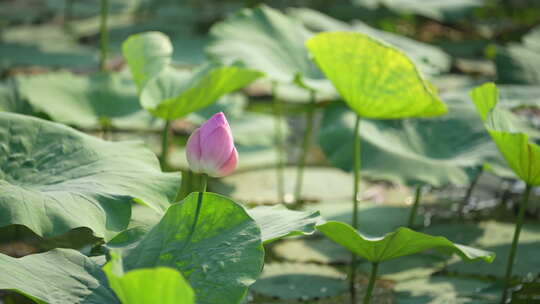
<box><xmin>186</xmin><ymin>112</ymin><xmax>238</xmax><ymax>177</ymax></box>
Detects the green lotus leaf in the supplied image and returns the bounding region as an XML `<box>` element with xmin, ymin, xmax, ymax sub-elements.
<box><xmin>306</xmin><ymin>31</ymin><xmax>447</xmax><ymax>118</ymax></box>
<box><xmin>0</xmin><ymin>80</ymin><xmax>32</xmax><ymax>114</ymax></box>
<box><xmin>471</xmin><ymin>82</ymin><xmax>540</xmax><ymax>185</ymax></box>
<box><xmin>107</xmin><ymin>198</ymin><xmax>321</xmax><ymax>250</ymax></box>
<box><xmin>122</xmin><ymin>31</ymin><xmax>173</xmax><ymax>92</ymax></box>
<box><xmin>318</xmin><ymin>102</ymin><xmax>497</xmax><ymax>186</ymax></box>
<box><xmin>0</xmin><ymin>24</ymin><xmax>97</xmax><ymax>70</ymax></box>
<box><xmin>0</xmin><ymin>113</ymin><xmax>180</xmax><ymax>240</ymax></box>
<box><xmin>317</xmin><ymin>221</ymin><xmax>495</xmax><ymax>263</ymax></box>
<box><xmin>0</xmin><ymin>249</ymin><xmax>118</xmax><ymax>303</ymax></box>
<box><xmin>104</xmin><ymin>254</ymin><xmax>195</xmax><ymax>304</ymax></box>
<box><xmin>352</xmin><ymin>0</ymin><xmax>484</xmax><ymax>22</ymax></box>
<box><xmin>16</xmin><ymin>72</ymin><xmax>161</xmax><ymax>129</ymax></box>
<box><xmin>140</xmin><ymin>63</ymin><xmax>263</xmax><ymax>120</ymax></box>
<box><xmin>289</xmin><ymin>7</ymin><xmax>451</xmax><ymax>76</ymax></box>
<box><xmin>0</xmin><ymin>249</ymin><xmax>195</xmax><ymax>304</ymax></box>
<box><xmin>119</xmin><ymin>192</ymin><xmax>264</xmax><ymax>304</ymax></box>
<box><xmin>208</xmin><ymin>5</ymin><xmax>330</xmax><ymax>91</ymax></box>
<box><xmin>123</xmin><ymin>31</ymin><xmax>263</xmax><ymax>120</ymax></box>
<box><xmin>247</xmin><ymin>205</ymin><xmax>324</xmax><ymax>243</ymax></box>
<box><xmin>495</xmin><ymin>26</ymin><xmax>540</xmax><ymax>85</ymax></box>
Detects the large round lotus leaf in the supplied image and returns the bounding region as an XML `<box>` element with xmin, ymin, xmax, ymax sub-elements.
<box><xmin>352</xmin><ymin>0</ymin><xmax>484</xmax><ymax>22</ymax></box>
<box><xmin>318</xmin><ymin>221</ymin><xmax>495</xmax><ymax>263</ymax></box>
<box><xmin>318</xmin><ymin>102</ymin><xmax>498</xmax><ymax>187</ymax></box>
<box><xmin>289</xmin><ymin>7</ymin><xmax>451</xmax><ymax>77</ymax></box>
<box><xmin>0</xmin><ymin>24</ymin><xmax>97</xmax><ymax>70</ymax></box>
<box><xmin>16</xmin><ymin>72</ymin><xmax>161</xmax><ymax>129</ymax></box>
<box><xmin>0</xmin><ymin>113</ymin><xmax>180</xmax><ymax>240</ymax></box>
<box><xmin>121</xmin><ymin>192</ymin><xmax>264</xmax><ymax>304</ymax></box>
<box><xmin>495</xmin><ymin>26</ymin><xmax>540</xmax><ymax>85</ymax></box>
<box><xmin>208</xmin><ymin>5</ymin><xmax>331</xmax><ymax>92</ymax></box>
<box><xmin>0</xmin><ymin>249</ymin><xmax>118</xmax><ymax>304</ymax></box>
<box><xmin>306</xmin><ymin>31</ymin><xmax>447</xmax><ymax>119</ymax></box>
<box><xmin>0</xmin><ymin>248</ymin><xmax>196</xmax><ymax>304</ymax></box>
<box><xmin>0</xmin><ymin>225</ymin><xmax>102</xmax><ymax>256</ymax></box>
<box><xmin>107</xmin><ymin>203</ymin><xmax>322</xmax><ymax>248</ymax></box>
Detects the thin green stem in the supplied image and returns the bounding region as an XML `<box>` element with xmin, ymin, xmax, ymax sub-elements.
<box><xmin>407</xmin><ymin>185</ymin><xmax>423</xmax><ymax>228</ymax></box>
<box><xmin>294</xmin><ymin>89</ymin><xmax>316</xmax><ymax>204</ymax></box>
<box><xmin>363</xmin><ymin>262</ymin><xmax>379</xmax><ymax>304</ymax></box>
<box><xmin>160</xmin><ymin>120</ymin><xmax>171</xmax><ymax>170</ymax></box>
<box><xmin>501</xmin><ymin>183</ymin><xmax>532</xmax><ymax>303</ymax></box>
<box><xmin>199</xmin><ymin>174</ymin><xmax>207</xmax><ymax>193</ymax></box>
<box><xmin>460</xmin><ymin>167</ymin><xmax>483</xmax><ymax>218</ymax></box>
<box><xmin>99</xmin><ymin>0</ymin><xmax>109</xmax><ymax>71</ymax></box>
<box><xmin>182</xmin><ymin>174</ymin><xmax>207</xmax><ymax>252</ymax></box>
<box><xmin>176</xmin><ymin>170</ymin><xmax>194</xmax><ymax>202</ymax></box>
<box><xmin>272</xmin><ymin>82</ymin><xmax>285</xmax><ymax>203</ymax></box>
<box><xmin>352</xmin><ymin>115</ymin><xmax>361</xmax><ymax>229</ymax></box>
<box><xmin>349</xmin><ymin>115</ymin><xmax>361</xmax><ymax>304</ymax></box>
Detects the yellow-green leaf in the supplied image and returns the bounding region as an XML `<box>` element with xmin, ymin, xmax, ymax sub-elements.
<box><xmin>306</xmin><ymin>31</ymin><xmax>447</xmax><ymax>118</ymax></box>
<box><xmin>470</xmin><ymin>83</ymin><xmax>540</xmax><ymax>185</ymax></box>
<box><xmin>122</xmin><ymin>31</ymin><xmax>263</xmax><ymax>120</ymax></box>
<box><xmin>104</xmin><ymin>254</ymin><xmax>195</xmax><ymax>304</ymax></box>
